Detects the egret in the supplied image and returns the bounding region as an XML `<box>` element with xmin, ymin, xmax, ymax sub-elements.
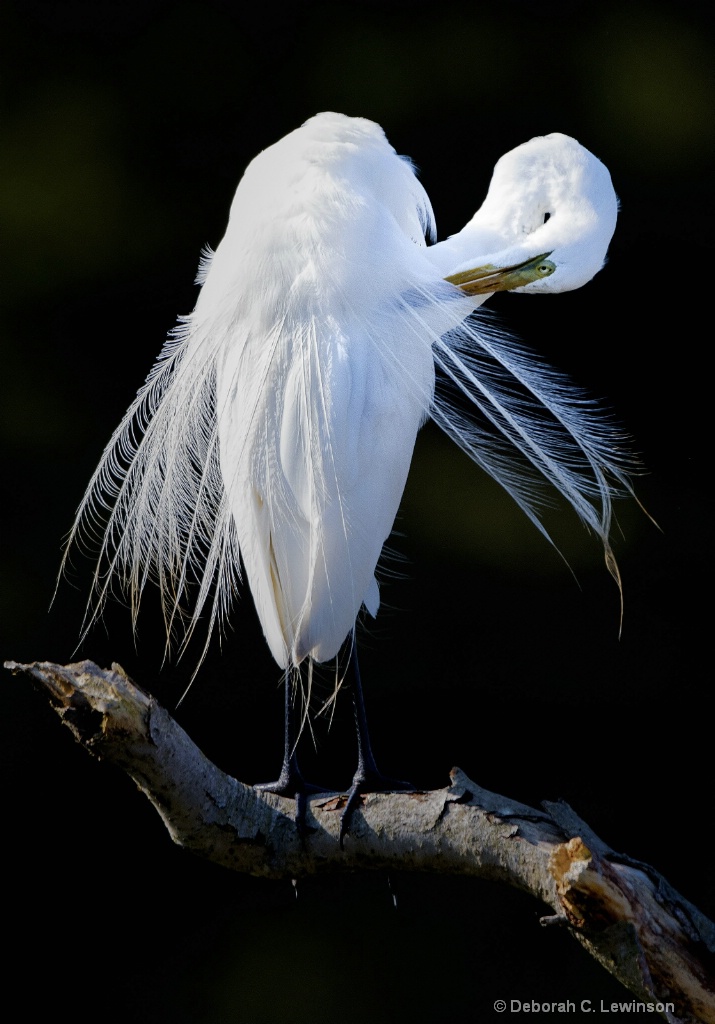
<box><xmin>64</xmin><ymin>112</ymin><xmax>630</xmax><ymax>838</ymax></box>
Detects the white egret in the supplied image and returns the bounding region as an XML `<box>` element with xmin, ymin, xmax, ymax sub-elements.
<box><xmin>64</xmin><ymin>112</ymin><xmax>630</xmax><ymax>837</ymax></box>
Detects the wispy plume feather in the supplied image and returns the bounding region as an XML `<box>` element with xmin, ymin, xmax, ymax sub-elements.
<box><xmin>60</xmin><ymin>113</ymin><xmax>636</xmax><ymax>692</ymax></box>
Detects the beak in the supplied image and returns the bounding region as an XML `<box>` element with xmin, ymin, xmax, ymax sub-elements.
<box><xmin>445</xmin><ymin>252</ymin><xmax>555</xmax><ymax>295</ymax></box>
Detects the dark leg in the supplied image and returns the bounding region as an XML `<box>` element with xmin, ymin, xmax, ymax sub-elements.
<box><xmin>255</xmin><ymin>670</ymin><xmax>323</xmax><ymax>831</ymax></box>
<box><xmin>339</xmin><ymin>638</ymin><xmax>413</xmax><ymax>846</ymax></box>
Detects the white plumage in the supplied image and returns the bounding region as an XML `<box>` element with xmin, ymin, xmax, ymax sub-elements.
<box><xmin>66</xmin><ymin>112</ymin><xmax>629</xmax><ymax>684</ymax></box>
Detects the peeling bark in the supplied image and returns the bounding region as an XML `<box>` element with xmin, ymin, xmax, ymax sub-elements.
<box><xmin>6</xmin><ymin>659</ymin><xmax>714</xmax><ymax>1023</ymax></box>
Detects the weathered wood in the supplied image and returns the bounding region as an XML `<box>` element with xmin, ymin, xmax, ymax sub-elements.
<box><xmin>6</xmin><ymin>658</ymin><xmax>714</xmax><ymax>1023</ymax></box>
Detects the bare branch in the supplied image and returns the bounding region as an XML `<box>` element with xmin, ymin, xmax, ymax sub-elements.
<box><xmin>6</xmin><ymin>659</ymin><xmax>715</xmax><ymax>1023</ymax></box>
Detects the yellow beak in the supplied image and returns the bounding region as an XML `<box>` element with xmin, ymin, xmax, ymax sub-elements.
<box><xmin>445</xmin><ymin>252</ymin><xmax>556</xmax><ymax>295</ymax></box>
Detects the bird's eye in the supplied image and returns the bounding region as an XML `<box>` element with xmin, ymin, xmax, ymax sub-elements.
<box><xmin>534</xmin><ymin>258</ymin><xmax>556</xmax><ymax>279</ymax></box>
<box><xmin>543</xmin><ymin>212</ymin><xmax>551</xmax><ymax>224</ymax></box>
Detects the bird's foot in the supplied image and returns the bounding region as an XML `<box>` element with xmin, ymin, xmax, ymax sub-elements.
<box><xmin>339</xmin><ymin>768</ymin><xmax>414</xmax><ymax>849</ymax></box>
<box><xmin>255</xmin><ymin>765</ymin><xmax>328</xmax><ymax>838</ymax></box>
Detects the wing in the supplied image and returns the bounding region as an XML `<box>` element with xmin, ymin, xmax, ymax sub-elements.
<box><xmin>216</xmin><ymin>300</ymin><xmax>436</xmax><ymax>668</ymax></box>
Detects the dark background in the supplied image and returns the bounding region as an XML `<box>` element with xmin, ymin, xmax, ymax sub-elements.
<box><xmin>2</xmin><ymin>2</ymin><xmax>712</xmax><ymax>1020</ymax></box>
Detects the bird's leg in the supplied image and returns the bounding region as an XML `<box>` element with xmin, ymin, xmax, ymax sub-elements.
<box><xmin>349</xmin><ymin>642</ymin><xmax>382</xmax><ymax>782</ymax></box>
<box><xmin>255</xmin><ymin>670</ymin><xmax>323</xmax><ymax>831</ymax></box>
<box><xmin>340</xmin><ymin>639</ymin><xmax>413</xmax><ymax>846</ymax></box>
<box><xmin>255</xmin><ymin>671</ymin><xmax>299</xmax><ymax>791</ymax></box>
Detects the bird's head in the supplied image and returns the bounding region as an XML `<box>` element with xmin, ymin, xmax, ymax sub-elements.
<box><xmin>453</xmin><ymin>133</ymin><xmax>618</xmax><ymax>295</ymax></box>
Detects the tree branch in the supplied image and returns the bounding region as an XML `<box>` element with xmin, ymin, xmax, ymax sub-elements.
<box><xmin>6</xmin><ymin>659</ymin><xmax>714</xmax><ymax>1022</ymax></box>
